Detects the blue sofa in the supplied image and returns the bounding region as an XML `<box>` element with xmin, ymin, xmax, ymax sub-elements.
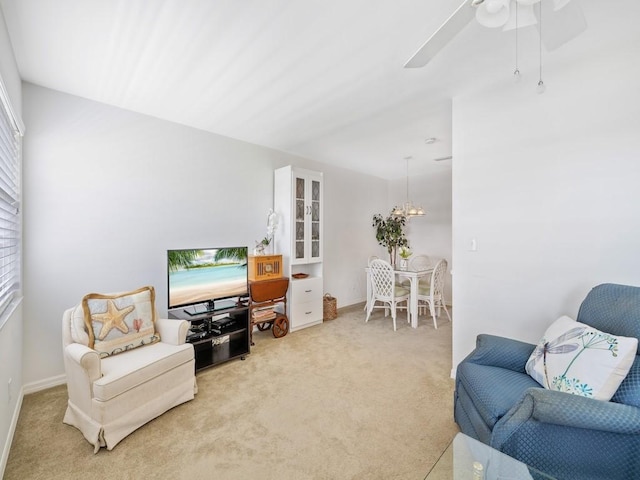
<box><xmin>454</xmin><ymin>283</ymin><xmax>640</xmax><ymax>480</ymax></box>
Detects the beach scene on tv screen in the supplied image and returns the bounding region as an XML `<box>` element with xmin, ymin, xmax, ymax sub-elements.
<box><xmin>168</xmin><ymin>248</ymin><xmax>247</xmax><ymax>308</ymax></box>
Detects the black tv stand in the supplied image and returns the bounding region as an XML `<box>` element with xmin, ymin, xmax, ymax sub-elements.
<box><xmin>183</xmin><ymin>300</ymin><xmax>217</xmax><ymax>316</ymax></box>
<box><xmin>182</xmin><ymin>297</ymin><xmax>247</xmax><ymax>316</ymax></box>
<box><xmin>169</xmin><ymin>304</ymin><xmax>250</xmax><ymax>372</ymax></box>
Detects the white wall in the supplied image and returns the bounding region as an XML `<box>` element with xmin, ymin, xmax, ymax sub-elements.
<box><xmin>0</xmin><ymin>4</ymin><xmax>23</xmax><ymax>476</ymax></box>
<box><xmin>21</xmin><ymin>83</ymin><xmax>387</xmax><ymax>386</ymax></box>
<box><xmin>322</xmin><ymin>167</ymin><xmax>389</xmax><ymax>304</ymax></box>
<box><xmin>451</xmin><ymin>1</ymin><xmax>640</xmax><ymax>368</ymax></box>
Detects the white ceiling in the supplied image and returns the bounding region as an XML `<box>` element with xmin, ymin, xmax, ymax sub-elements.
<box><xmin>0</xmin><ymin>0</ymin><xmax>612</xmax><ymax>179</ymax></box>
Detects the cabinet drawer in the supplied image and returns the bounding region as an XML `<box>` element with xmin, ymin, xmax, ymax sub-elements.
<box><xmin>290</xmin><ymin>299</ymin><xmax>323</xmax><ymax>330</ymax></box>
<box><xmin>290</xmin><ymin>277</ymin><xmax>323</xmax><ymax>302</ymax></box>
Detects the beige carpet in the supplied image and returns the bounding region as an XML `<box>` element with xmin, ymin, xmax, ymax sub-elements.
<box><xmin>5</xmin><ymin>304</ymin><xmax>458</xmax><ymax>480</ymax></box>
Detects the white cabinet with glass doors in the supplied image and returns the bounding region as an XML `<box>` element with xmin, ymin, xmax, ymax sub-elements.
<box><xmin>274</xmin><ymin>166</ymin><xmax>323</xmax><ymax>331</ymax></box>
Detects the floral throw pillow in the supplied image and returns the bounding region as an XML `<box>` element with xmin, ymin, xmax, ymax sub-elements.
<box><xmin>82</xmin><ymin>286</ymin><xmax>160</xmax><ymax>358</ymax></box>
<box><xmin>525</xmin><ymin>315</ymin><xmax>638</xmax><ymax>401</ymax></box>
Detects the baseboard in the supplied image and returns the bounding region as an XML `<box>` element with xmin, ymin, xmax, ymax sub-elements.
<box><xmin>22</xmin><ymin>374</ymin><xmax>66</xmax><ymax>395</ymax></box>
<box><xmin>1</xmin><ymin>386</ymin><xmax>24</xmax><ymax>479</ymax></box>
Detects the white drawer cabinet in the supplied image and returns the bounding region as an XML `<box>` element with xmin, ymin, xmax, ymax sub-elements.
<box><xmin>289</xmin><ymin>277</ymin><xmax>323</xmax><ymax>331</ymax></box>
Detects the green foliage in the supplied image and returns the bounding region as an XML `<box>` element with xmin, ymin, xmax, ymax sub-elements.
<box><xmin>167</xmin><ymin>249</ymin><xmax>201</xmax><ymax>272</ymax></box>
<box><xmin>214</xmin><ymin>247</ymin><xmax>248</xmax><ymax>263</ymax></box>
<box><xmin>372</xmin><ymin>211</ymin><xmax>408</xmax><ymax>263</ymax></box>
<box><xmin>168</xmin><ymin>247</ymin><xmax>247</xmax><ymax>272</ymax></box>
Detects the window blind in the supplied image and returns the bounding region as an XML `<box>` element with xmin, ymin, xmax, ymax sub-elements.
<box><xmin>0</xmin><ymin>79</ymin><xmax>22</xmax><ymax>319</ymax></box>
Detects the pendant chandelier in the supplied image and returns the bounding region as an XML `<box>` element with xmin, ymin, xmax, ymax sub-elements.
<box><xmin>392</xmin><ymin>156</ymin><xmax>425</xmax><ymax>219</ymax></box>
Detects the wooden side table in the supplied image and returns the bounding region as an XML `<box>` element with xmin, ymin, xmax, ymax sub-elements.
<box><xmin>248</xmin><ymin>277</ymin><xmax>290</xmax><ymax>345</ymax></box>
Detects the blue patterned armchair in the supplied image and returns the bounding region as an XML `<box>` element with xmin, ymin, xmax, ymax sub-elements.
<box><xmin>454</xmin><ymin>283</ymin><xmax>640</xmax><ymax>480</ymax></box>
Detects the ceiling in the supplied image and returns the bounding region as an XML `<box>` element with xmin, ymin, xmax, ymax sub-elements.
<box><xmin>0</xmin><ymin>0</ymin><xmax>605</xmax><ymax>179</ymax></box>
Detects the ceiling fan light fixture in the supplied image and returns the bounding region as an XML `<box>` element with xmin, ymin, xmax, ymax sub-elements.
<box><xmin>485</xmin><ymin>0</ymin><xmax>508</xmax><ymax>13</ymax></box>
<box><xmin>476</xmin><ymin>0</ymin><xmax>510</xmax><ymax>28</ymax></box>
<box><xmin>552</xmin><ymin>0</ymin><xmax>571</xmax><ymax>11</ymax></box>
<box><xmin>502</xmin><ymin>3</ymin><xmax>537</xmax><ymax>31</ymax></box>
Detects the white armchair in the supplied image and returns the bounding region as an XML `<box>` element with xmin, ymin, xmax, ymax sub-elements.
<box><xmin>62</xmin><ymin>286</ymin><xmax>196</xmax><ymax>452</ymax></box>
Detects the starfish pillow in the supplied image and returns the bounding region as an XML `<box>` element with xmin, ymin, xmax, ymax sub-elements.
<box><xmin>82</xmin><ymin>286</ymin><xmax>160</xmax><ymax>358</ymax></box>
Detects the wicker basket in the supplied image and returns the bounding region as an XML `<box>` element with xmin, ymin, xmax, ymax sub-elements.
<box><xmin>323</xmin><ymin>293</ymin><xmax>337</xmax><ymax>321</ymax></box>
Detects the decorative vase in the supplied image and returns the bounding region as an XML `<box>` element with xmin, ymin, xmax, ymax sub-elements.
<box><xmin>400</xmin><ymin>258</ymin><xmax>408</xmax><ymax>270</ymax></box>
<box><xmin>254</xmin><ymin>244</ymin><xmax>265</xmax><ymax>256</ymax></box>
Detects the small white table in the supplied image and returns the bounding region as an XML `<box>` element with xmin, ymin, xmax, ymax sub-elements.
<box><xmin>365</xmin><ymin>265</ymin><xmax>433</xmax><ymax>328</ymax></box>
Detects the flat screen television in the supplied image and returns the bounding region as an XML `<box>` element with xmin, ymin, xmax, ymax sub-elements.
<box><xmin>167</xmin><ymin>247</ymin><xmax>248</xmax><ymax>314</ymax></box>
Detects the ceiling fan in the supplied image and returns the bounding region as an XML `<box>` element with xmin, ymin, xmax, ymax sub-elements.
<box><xmin>404</xmin><ymin>0</ymin><xmax>587</xmax><ymax>68</ymax></box>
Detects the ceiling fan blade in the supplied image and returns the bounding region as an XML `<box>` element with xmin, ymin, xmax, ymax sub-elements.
<box><xmin>404</xmin><ymin>1</ymin><xmax>475</xmax><ymax>68</ymax></box>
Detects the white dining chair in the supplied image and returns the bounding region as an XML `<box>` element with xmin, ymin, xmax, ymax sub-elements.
<box><xmin>416</xmin><ymin>258</ymin><xmax>451</xmax><ymax>329</ymax></box>
<box><xmin>365</xmin><ymin>259</ymin><xmax>410</xmax><ymax>331</ymax></box>
<box><xmin>364</xmin><ymin>255</ymin><xmax>379</xmax><ymax>311</ymax></box>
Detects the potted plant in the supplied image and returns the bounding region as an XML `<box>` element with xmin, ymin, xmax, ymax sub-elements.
<box><xmin>372</xmin><ymin>210</ymin><xmax>408</xmax><ymax>267</ymax></box>
<box><xmin>398</xmin><ymin>246</ymin><xmax>412</xmax><ymax>270</ymax></box>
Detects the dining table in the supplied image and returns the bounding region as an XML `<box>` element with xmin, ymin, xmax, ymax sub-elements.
<box><xmin>365</xmin><ymin>264</ymin><xmax>433</xmax><ymax>329</ymax></box>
